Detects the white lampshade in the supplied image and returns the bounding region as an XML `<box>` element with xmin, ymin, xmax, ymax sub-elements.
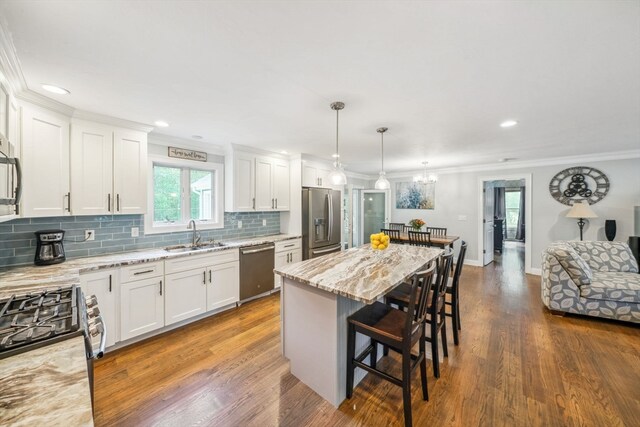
<box><xmin>566</xmin><ymin>201</ymin><xmax>598</xmax><ymax>219</ymax></box>
<box><xmin>328</xmin><ymin>166</ymin><xmax>347</xmax><ymax>186</ymax></box>
<box><xmin>374</xmin><ymin>172</ymin><xmax>390</xmax><ymax>190</ymax></box>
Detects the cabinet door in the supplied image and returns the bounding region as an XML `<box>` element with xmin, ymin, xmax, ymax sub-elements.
<box><xmin>317</xmin><ymin>166</ymin><xmax>332</xmax><ymax>188</ymax></box>
<box><xmin>290</xmin><ymin>248</ymin><xmax>302</xmax><ymax>264</ymax></box>
<box><xmin>120</xmin><ymin>276</ymin><xmax>164</xmax><ymax>341</ymax></box>
<box><xmin>207</xmin><ymin>261</ymin><xmax>239</xmax><ymax>311</ymax></box>
<box><xmin>79</xmin><ymin>269</ymin><xmax>118</xmax><ymax>348</ymax></box>
<box><xmin>273</xmin><ymin>159</ymin><xmax>290</xmax><ymax>211</ymax></box>
<box><xmin>274</xmin><ymin>251</ymin><xmax>289</xmax><ymax>289</ymax></box>
<box><xmin>165</xmin><ymin>269</ymin><xmax>207</xmax><ymax>325</ymax></box>
<box><xmin>70</xmin><ymin>122</ymin><xmax>113</xmax><ymax>215</ymax></box>
<box><xmin>113</xmin><ymin>129</ymin><xmax>147</xmax><ymax>214</ymax></box>
<box><xmin>302</xmin><ymin>164</ymin><xmax>318</xmax><ymax>187</ymax></box>
<box><xmin>255</xmin><ymin>156</ymin><xmax>274</xmax><ymax>210</ymax></box>
<box><xmin>21</xmin><ymin>106</ymin><xmax>70</xmax><ymax>217</ymax></box>
<box><xmin>233</xmin><ymin>153</ymin><xmax>255</xmax><ymax>211</ymax></box>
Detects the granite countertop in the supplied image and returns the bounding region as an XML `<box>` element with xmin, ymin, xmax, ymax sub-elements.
<box><xmin>274</xmin><ymin>243</ymin><xmax>443</xmax><ymax>304</ymax></box>
<box><xmin>0</xmin><ymin>336</ymin><xmax>94</xmax><ymax>427</ymax></box>
<box><xmin>0</xmin><ymin>233</ymin><xmax>300</xmax><ymax>298</ymax></box>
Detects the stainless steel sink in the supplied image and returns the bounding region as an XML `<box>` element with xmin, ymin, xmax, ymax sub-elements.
<box><xmin>164</xmin><ymin>242</ymin><xmax>225</xmax><ymax>252</ymax></box>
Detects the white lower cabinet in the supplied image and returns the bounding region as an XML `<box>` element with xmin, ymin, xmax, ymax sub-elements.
<box><xmin>79</xmin><ymin>269</ymin><xmax>118</xmax><ymax>348</ymax></box>
<box><xmin>165</xmin><ymin>268</ymin><xmax>208</xmax><ymax>325</ymax></box>
<box><xmin>274</xmin><ymin>238</ymin><xmax>302</xmax><ymax>289</ymax></box>
<box><xmin>207</xmin><ymin>262</ymin><xmax>240</xmax><ymax>311</ymax></box>
<box><xmin>120</xmin><ymin>276</ymin><xmax>164</xmax><ymax>341</ymax></box>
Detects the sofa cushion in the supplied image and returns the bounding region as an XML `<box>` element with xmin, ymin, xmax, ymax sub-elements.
<box><xmin>568</xmin><ymin>241</ymin><xmax>639</xmax><ymax>273</ymax></box>
<box><xmin>580</xmin><ymin>271</ymin><xmax>640</xmax><ymax>303</ymax></box>
<box><xmin>551</xmin><ymin>243</ymin><xmax>593</xmax><ymax>286</ymax></box>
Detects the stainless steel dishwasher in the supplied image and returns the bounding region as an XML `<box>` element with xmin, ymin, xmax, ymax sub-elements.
<box><xmin>239</xmin><ymin>243</ymin><xmax>275</xmax><ymax>301</ymax></box>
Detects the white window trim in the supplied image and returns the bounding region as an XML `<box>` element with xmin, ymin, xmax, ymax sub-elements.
<box><xmin>145</xmin><ymin>155</ymin><xmax>224</xmax><ymax>235</ymax></box>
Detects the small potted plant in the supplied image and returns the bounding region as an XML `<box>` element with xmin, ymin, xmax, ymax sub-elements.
<box><xmin>409</xmin><ymin>218</ymin><xmax>425</xmax><ymax>230</ymax></box>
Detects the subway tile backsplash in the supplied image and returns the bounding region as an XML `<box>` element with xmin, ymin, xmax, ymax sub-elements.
<box><xmin>0</xmin><ymin>212</ymin><xmax>280</xmax><ymax>268</ymax></box>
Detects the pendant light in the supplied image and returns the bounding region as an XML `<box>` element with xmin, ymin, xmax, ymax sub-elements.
<box><xmin>413</xmin><ymin>161</ymin><xmax>438</xmax><ymax>184</ymax></box>
<box><xmin>327</xmin><ymin>101</ymin><xmax>347</xmax><ymax>186</ymax></box>
<box><xmin>374</xmin><ymin>127</ymin><xmax>390</xmax><ymax>190</ymax></box>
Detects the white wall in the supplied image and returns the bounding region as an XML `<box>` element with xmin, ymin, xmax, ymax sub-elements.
<box><xmin>389</xmin><ymin>158</ymin><xmax>640</xmax><ymax>270</ymax></box>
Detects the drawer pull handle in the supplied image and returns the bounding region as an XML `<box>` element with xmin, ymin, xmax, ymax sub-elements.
<box><xmin>133</xmin><ymin>269</ymin><xmax>154</xmax><ymax>275</ymax></box>
<box><xmin>284</xmin><ymin>244</ymin><xmax>294</xmax><ymax>248</ymax></box>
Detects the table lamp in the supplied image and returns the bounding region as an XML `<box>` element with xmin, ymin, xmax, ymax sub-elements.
<box><xmin>566</xmin><ymin>200</ymin><xmax>598</xmax><ymax>241</ymax></box>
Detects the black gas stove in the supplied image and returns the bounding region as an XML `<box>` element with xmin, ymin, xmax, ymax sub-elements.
<box><xmin>0</xmin><ymin>285</ymin><xmax>105</xmax><ymax>360</ymax></box>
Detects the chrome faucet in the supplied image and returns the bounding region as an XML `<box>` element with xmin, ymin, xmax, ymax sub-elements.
<box><xmin>187</xmin><ymin>220</ymin><xmax>201</xmax><ymax>246</ymax></box>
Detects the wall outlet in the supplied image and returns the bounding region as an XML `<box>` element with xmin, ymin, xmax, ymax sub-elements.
<box><xmin>458</xmin><ymin>215</ymin><xmax>467</xmax><ymax>221</ymax></box>
<box><xmin>238</xmin><ymin>221</ymin><xmax>242</xmax><ymax>229</ymax></box>
<box><xmin>85</xmin><ymin>230</ymin><xmax>95</xmax><ymax>241</ymax></box>
<box><xmin>262</xmin><ymin>219</ymin><xmax>267</xmax><ymax>226</ymax></box>
<box><xmin>131</xmin><ymin>227</ymin><xmax>139</xmax><ymax>237</ymax></box>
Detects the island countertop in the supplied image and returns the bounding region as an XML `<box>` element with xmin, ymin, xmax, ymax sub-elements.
<box><xmin>274</xmin><ymin>244</ymin><xmax>442</xmax><ymax>304</ymax></box>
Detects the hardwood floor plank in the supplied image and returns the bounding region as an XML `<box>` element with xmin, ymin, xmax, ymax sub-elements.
<box><xmin>94</xmin><ymin>245</ymin><xmax>640</xmax><ymax>426</ymax></box>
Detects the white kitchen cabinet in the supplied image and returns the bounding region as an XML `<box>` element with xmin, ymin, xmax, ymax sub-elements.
<box><xmin>79</xmin><ymin>269</ymin><xmax>119</xmax><ymax>348</ymax></box>
<box><xmin>274</xmin><ymin>238</ymin><xmax>302</xmax><ymax>289</ymax></box>
<box><xmin>120</xmin><ymin>275</ymin><xmax>164</xmax><ymax>341</ymax></box>
<box><xmin>164</xmin><ymin>268</ymin><xmax>207</xmax><ymax>325</ymax></box>
<box><xmin>225</xmin><ymin>150</ymin><xmax>289</xmax><ymax>212</ymax></box>
<box><xmin>302</xmin><ymin>162</ymin><xmax>332</xmax><ymax>188</ymax></box>
<box><xmin>20</xmin><ymin>105</ymin><xmax>70</xmax><ymax>217</ymax></box>
<box><xmin>207</xmin><ymin>261</ymin><xmax>240</xmax><ymax>311</ymax></box>
<box><xmin>70</xmin><ymin>120</ymin><xmax>147</xmax><ymax>215</ymax></box>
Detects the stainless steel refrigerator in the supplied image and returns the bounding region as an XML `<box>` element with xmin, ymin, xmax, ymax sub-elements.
<box><xmin>302</xmin><ymin>187</ymin><xmax>342</xmax><ymax>260</ymax></box>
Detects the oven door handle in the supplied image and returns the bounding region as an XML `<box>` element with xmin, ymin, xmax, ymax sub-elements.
<box><xmin>91</xmin><ymin>315</ymin><xmax>107</xmax><ymax>359</ymax></box>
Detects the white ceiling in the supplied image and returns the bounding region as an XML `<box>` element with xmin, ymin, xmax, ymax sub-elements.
<box><xmin>1</xmin><ymin>1</ymin><xmax>639</xmax><ymax>174</ymax></box>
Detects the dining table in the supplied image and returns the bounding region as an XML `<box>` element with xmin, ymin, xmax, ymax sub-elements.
<box><xmin>397</xmin><ymin>232</ymin><xmax>460</xmax><ymax>250</ymax></box>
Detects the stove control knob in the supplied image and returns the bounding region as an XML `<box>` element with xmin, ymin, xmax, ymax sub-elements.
<box><xmin>89</xmin><ymin>322</ymin><xmax>103</xmax><ymax>337</ymax></box>
<box><xmin>85</xmin><ymin>295</ymin><xmax>98</xmax><ymax>308</ymax></box>
<box><xmin>87</xmin><ymin>306</ymin><xmax>101</xmax><ymax>317</ymax></box>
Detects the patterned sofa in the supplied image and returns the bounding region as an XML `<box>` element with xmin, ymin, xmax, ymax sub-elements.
<box><xmin>541</xmin><ymin>241</ymin><xmax>640</xmax><ymax>323</ymax></box>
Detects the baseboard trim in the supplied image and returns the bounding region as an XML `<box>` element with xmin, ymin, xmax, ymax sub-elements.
<box><xmin>465</xmin><ymin>259</ymin><xmax>482</xmax><ymax>267</ymax></box>
<box><xmin>528</xmin><ymin>267</ymin><xmax>542</xmax><ymax>276</ymax></box>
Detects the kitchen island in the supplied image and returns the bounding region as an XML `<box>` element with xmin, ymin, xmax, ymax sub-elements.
<box><xmin>274</xmin><ymin>244</ymin><xmax>442</xmax><ymax>407</ymax></box>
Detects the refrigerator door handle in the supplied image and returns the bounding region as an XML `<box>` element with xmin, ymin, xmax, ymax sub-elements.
<box><xmin>327</xmin><ymin>193</ymin><xmax>332</xmax><ymax>241</ymax></box>
<box><xmin>311</xmin><ymin>244</ymin><xmax>342</xmax><ymax>255</ymax></box>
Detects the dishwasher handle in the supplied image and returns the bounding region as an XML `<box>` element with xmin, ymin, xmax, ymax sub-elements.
<box><xmin>241</xmin><ymin>245</ymin><xmax>274</xmax><ymax>255</ymax></box>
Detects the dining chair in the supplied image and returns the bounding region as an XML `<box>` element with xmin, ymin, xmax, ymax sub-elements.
<box><xmin>381</xmin><ymin>228</ymin><xmax>402</xmax><ymax>243</ymax></box>
<box><xmin>445</xmin><ymin>241</ymin><xmax>467</xmax><ymax>345</ymax></box>
<box><xmin>425</xmin><ymin>227</ymin><xmax>447</xmax><ymax>237</ymax></box>
<box><xmin>389</xmin><ymin>223</ymin><xmax>407</xmax><ymax>232</ymax></box>
<box><xmin>408</xmin><ymin>231</ymin><xmax>431</xmax><ymax>247</ymax></box>
<box><xmin>385</xmin><ymin>251</ymin><xmax>454</xmax><ymax>378</ymax></box>
<box><xmin>346</xmin><ymin>263</ymin><xmax>436</xmax><ymax>427</ymax></box>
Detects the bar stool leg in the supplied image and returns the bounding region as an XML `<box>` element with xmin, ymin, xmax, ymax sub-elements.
<box><xmin>419</xmin><ymin>327</ymin><xmax>429</xmax><ymax>401</ymax></box>
<box><xmin>402</xmin><ymin>347</ymin><xmax>413</xmax><ymax>427</ymax></box>
<box><xmin>441</xmin><ymin>309</ymin><xmax>448</xmax><ymax>358</ymax></box>
<box><xmin>371</xmin><ymin>339</ymin><xmax>378</xmax><ymax>369</ymax></box>
<box><xmin>431</xmin><ymin>319</ymin><xmax>440</xmax><ymax>378</ymax></box>
<box><xmin>346</xmin><ymin>323</ymin><xmax>356</xmax><ymax>399</ymax></box>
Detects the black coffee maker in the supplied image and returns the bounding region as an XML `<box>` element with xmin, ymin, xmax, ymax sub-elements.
<box><xmin>34</xmin><ymin>230</ymin><xmax>66</xmax><ymax>265</ymax></box>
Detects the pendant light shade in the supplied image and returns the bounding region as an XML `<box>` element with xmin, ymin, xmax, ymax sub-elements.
<box><xmin>328</xmin><ymin>102</ymin><xmax>347</xmax><ymax>186</ymax></box>
<box><xmin>374</xmin><ymin>127</ymin><xmax>390</xmax><ymax>190</ymax></box>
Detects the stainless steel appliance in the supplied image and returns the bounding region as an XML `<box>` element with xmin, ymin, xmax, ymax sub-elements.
<box><xmin>0</xmin><ymin>131</ymin><xmax>21</xmax><ymax>221</ymax></box>
<box><xmin>34</xmin><ymin>229</ymin><xmax>66</xmax><ymax>266</ymax></box>
<box><xmin>302</xmin><ymin>187</ymin><xmax>342</xmax><ymax>259</ymax></box>
<box><xmin>0</xmin><ymin>285</ymin><xmax>106</xmax><ymax>404</ymax></box>
<box><xmin>239</xmin><ymin>243</ymin><xmax>275</xmax><ymax>300</ymax></box>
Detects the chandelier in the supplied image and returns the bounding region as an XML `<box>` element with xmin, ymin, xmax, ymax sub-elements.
<box><xmin>413</xmin><ymin>161</ymin><xmax>438</xmax><ymax>184</ymax></box>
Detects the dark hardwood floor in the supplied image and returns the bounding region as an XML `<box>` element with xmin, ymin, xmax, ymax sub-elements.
<box><xmin>94</xmin><ymin>245</ymin><xmax>640</xmax><ymax>426</ymax></box>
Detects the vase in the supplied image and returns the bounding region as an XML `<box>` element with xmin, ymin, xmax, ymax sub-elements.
<box><xmin>605</xmin><ymin>220</ymin><xmax>616</xmax><ymax>241</ymax></box>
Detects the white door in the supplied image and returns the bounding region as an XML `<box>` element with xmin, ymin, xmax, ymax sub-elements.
<box><xmin>164</xmin><ymin>268</ymin><xmax>207</xmax><ymax>325</ymax></box>
<box><xmin>483</xmin><ymin>181</ymin><xmax>495</xmax><ymax>265</ymax></box>
<box><xmin>255</xmin><ymin>156</ymin><xmax>274</xmax><ymax>210</ymax></box>
<box><xmin>113</xmin><ymin>129</ymin><xmax>147</xmax><ymax>214</ymax></box>
<box><xmin>120</xmin><ymin>276</ymin><xmax>164</xmax><ymax>341</ymax></box>
<box><xmin>273</xmin><ymin>159</ymin><xmax>290</xmax><ymax>210</ymax></box>
<box><xmin>233</xmin><ymin>153</ymin><xmax>255</xmax><ymax>211</ymax></box>
<box><xmin>21</xmin><ymin>106</ymin><xmax>70</xmax><ymax>217</ymax></box>
<box><xmin>361</xmin><ymin>190</ymin><xmax>389</xmax><ymax>242</ymax></box>
<box><xmin>70</xmin><ymin>122</ymin><xmax>113</xmax><ymax>215</ymax></box>
<box><xmin>207</xmin><ymin>261</ymin><xmax>239</xmax><ymax>311</ymax></box>
<box><xmin>79</xmin><ymin>269</ymin><xmax>118</xmax><ymax>348</ymax></box>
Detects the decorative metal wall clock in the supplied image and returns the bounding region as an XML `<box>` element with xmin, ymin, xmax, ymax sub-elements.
<box><xmin>549</xmin><ymin>166</ymin><xmax>609</xmax><ymax>205</ymax></box>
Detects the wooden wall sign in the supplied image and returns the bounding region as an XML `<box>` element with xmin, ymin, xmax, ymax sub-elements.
<box><xmin>168</xmin><ymin>146</ymin><xmax>207</xmax><ymax>162</ymax></box>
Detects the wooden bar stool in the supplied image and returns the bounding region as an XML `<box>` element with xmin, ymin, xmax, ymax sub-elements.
<box><xmin>445</xmin><ymin>241</ymin><xmax>467</xmax><ymax>345</ymax></box>
<box><xmin>346</xmin><ymin>264</ymin><xmax>437</xmax><ymax>427</ymax></box>
<box><xmin>385</xmin><ymin>251</ymin><xmax>454</xmax><ymax>378</ymax></box>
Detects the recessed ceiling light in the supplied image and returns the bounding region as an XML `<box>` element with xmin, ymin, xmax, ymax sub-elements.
<box><xmin>41</xmin><ymin>84</ymin><xmax>70</xmax><ymax>95</ymax></box>
<box><xmin>500</xmin><ymin>120</ymin><xmax>518</xmax><ymax>128</ymax></box>
<box><xmin>192</xmin><ymin>135</ymin><xmax>203</xmax><ymax>140</ymax></box>
<box><xmin>154</xmin><ymin>120</ymin><xmax>169</xmax><ymax>127</ymax></box>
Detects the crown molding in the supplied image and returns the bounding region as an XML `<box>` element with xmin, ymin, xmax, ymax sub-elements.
<box><xmin>149</xmin><ymin>133</ymin><xmax>226</xmax><ymax>156</ymax></box>
<box><xmin>384</xmin><ymin>149</ymin><xmax>640</xmax><ymax>180</ymax></box>
<box><xmin>17</xmin><ymin>89</ymin><xmax>75</xmax><ymax>116</ymax></box>
<box><xmin>346</xmin><ymin>170</ymin><xmax>373</xmax><ymax>180</ymax></box>
<box><xmin>0</xmin><ymin>18</ymin><xmax>26</xmax><ymax>94</ymax></box>
<box><xmin>72</xmin><ymin>109</ymin><xmax>154</xmax><ymax>133</ymax></box>
<box><xmin>229</xmin><ymin>142</ymin><xmax>290</xmax><ymax>160</ymax></box>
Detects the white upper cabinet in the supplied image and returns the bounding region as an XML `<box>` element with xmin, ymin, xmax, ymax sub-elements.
<box><xmin>113</xmin><ymin>128</ymin><xmax>147</xmax><ymax>214</ymax></box>
<box><xmin>302</xmin><ymin>161</ymin><xmax>333</xmax><ymax>188</ymax></box>
<box><xmin>225</xmin><ymin>149</ymin><xmax>290</xmax><ymax>212</ymax></box>
<box><xmin>70</xmin><ymin>120</ymin><xmax>147</xmax><ymax>215</ymax></box>
<box><xmin>21</xmin><ymin>105</ymin><xmax>71</xmax><ymax>217</ymax></box>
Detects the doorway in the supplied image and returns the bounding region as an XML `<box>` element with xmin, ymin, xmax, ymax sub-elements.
<box><xmin>343</xmin><ymin>185</ymin><xmax>363</xmax><ymax>249</ymax></box>
<box><xmin>361</xmin><ymin>190</ymin><xmax>389</xmax><ymax>244</ymax></box>
<box><xmin>478</xmin><ymin>174</ymin><xmax>532</xmax><ymax>274</ymax></box>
